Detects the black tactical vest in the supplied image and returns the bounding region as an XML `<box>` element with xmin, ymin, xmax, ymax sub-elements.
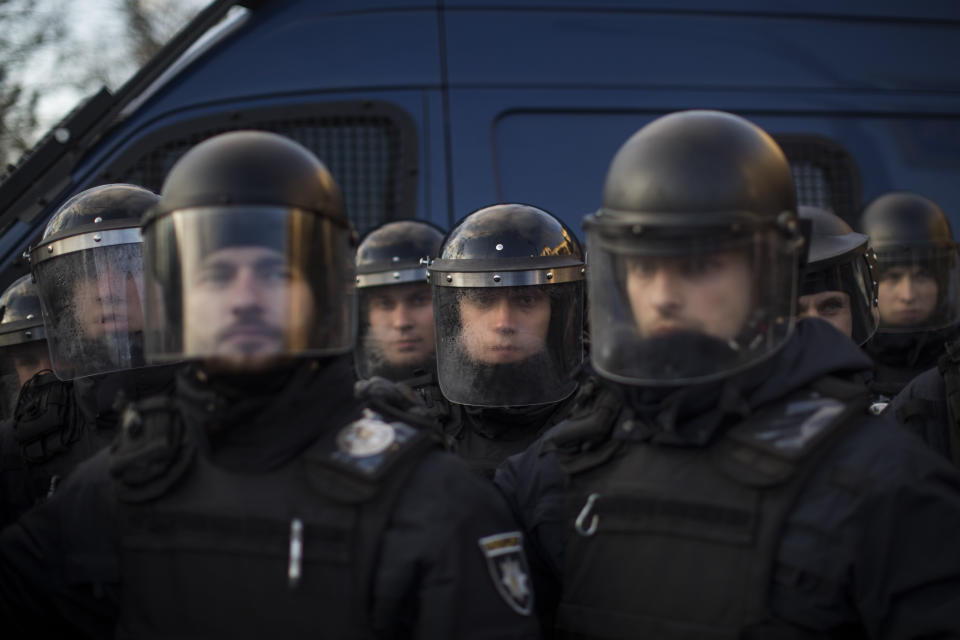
<box><xmin>109</xmin><ymin>395</ymin><xmax>436</xmax><ymax>639</ymax></box>
<box><xmin>555</xmin><ymin>387</ymin><xmax>865</xmax><ymax>639</ymax></box>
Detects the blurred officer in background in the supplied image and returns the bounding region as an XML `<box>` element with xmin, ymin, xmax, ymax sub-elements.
<box><xmin>0</xmin><ymin>275</ymin><xmax>51</xmax><ymax>525</ymax></box>
<box><xmin>795</xmin><ymin>205</ymin><xmax>879</xmax><ymax>344</ymax></box>
<box><xmin>0</xmin><ymin>184</ymin><xmax>176</xmax><ymax>526</ymax></box>
<box><xmin>428</xmin><ymin>204</ymin><xmax>585</xmax><ymax>477</ymax></box>
<box><xmin>0</xmin><ymin>131</ymin><xmax>538</xmax><ymax>639</ymax></box>
<box><xmin>859</xmin><ymin>192</ymin><xmax>960</xmax><ymax>407</ymax></box>
<box><xmin>496</xmin><ymin>110</ymin><xmax>960</xmax><ymax>638</ymax></box>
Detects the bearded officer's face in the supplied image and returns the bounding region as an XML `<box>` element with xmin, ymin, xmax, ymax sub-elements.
<box><xmin>625</xmin><ymin>250</ymin><xmax>753</xmax><ymax>341</ymax></box>
<box><xmin>458</xmin><ymin>287</ymin><xmax>551</xmax><ymax>365</ymax></box>
<box><xmin>184</xmin><ymin>245</ymin><xmax>316</xmax><ymax>372</ymax></box>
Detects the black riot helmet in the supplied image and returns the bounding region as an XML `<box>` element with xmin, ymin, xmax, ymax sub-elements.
<box><xmin>142</xmin><ymin>130</ymin><xmax>356</xmax><ymax>370</ymax></box>
<box><xmin>28</xmin><ymin>184</ymin><xmax>159</xmax><ymax>380</ymax></box>
<box><xmin>798</xmin><ymin>206</ymin><xmax>879</xmax><ymax>345</ymax></box>
<box><xmin>428</xmin><ymin>204</ymin><xmax>585</xmax><ymax>407</ymax></box>
<box><xmin>859</xmin><ymin>192</ymin><xmax>959</xmax><ymax>332</ymax></box>
<box><xmin>355</xmin><ymin>220</ymin><xmax>445</xmax><ymax>381</ymax></box>
<box><xmin>584</xmin><ymin>110</ymin><xmax>804</xmax><ymax>386</ymax></box>
<box><xmin>0</xmin><ymin>275</ymin><xmax>50</xmax><ymax>419</ymax></box>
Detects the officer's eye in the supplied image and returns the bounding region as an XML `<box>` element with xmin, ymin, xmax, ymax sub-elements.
<box><xmin>256</xmin><ymin>262</ymin><xmax>293</xmax><ymax>282</ymax></box>
<box><xmin>370</xmin><ymin>296</ymin><xmax>396</xmax><ymax>311</ymax></box>
<box><xmin>197</xmin><ymin>264</ymin><xmax>235</xmax><ymax>286</ymax></box>
<box><xmin>818</xmin><ymin>298</ymin><xmax>845</xmax><ymax>315</ymax></box>
<box><xmin>408</xmin><ymin>293</ymin><xmax>431</xmax><ymax>307</ymax></box>
<box><xmin>463</xmin><ymin>289</ymin><xmax>498</xmax><ymax>309</ymax></box>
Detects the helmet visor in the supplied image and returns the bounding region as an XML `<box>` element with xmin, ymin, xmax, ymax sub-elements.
<box><xmin>434</xmin><ymin>281</ymin><xmax>583</xmax><ymax>407</ymax></box>
<box><xmin>144</xmin><ymin>206</ymin><xmax>356</xmax><ymax>366</ymax></box>
<box><xmin>873</xmin><ymin>245</ymin><xmax>959</xmax><ymax>332</ymax></box>
<box><xmin>587</xmin><ymin>225</ymin><xmax>799</xmax><ymax>385</ymax></box>
<box><xmin>799</xmin><ymin>254</ymin><xmax>878</xmax><ymax>345</ymax></box>
<box><xmin>33</xmin><ymin>240</ymin><xmax>148</xmax><ymax>379</ymax></box>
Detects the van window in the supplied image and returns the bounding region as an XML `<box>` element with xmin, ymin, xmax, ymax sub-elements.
<box><xmin>102</xmin><ymin>101</ymin><xmax>418</xmax><ymax>235</ymax></box>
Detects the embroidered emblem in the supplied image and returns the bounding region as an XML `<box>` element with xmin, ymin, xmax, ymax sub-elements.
<box><xmin>478</xmin><ymin>531</ymin><xmax>533</xmax><ymax>616</ymax></box>
<box><xmin>336</xmin><ymin>409</ymin><xmax>397</xmax><ymax>457</ymax></box>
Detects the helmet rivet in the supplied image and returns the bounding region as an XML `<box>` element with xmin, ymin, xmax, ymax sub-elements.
<box><xmin>446</xmin><ymin>275</ymin><xmax>453</xmax><ymax>282</ymax></box>
<box><xmin>392</xmin><ymin>271</ymin><xmax>400</xmax><ymax>279</ymax></box>
<box><xmin>25</xmin><ymin>313</ymin><xmax>34</xmax><ymax>320</ymax></box>
<box><xmin>631</xmin><ymin>225</ymin><xmax>643</xmax><ymax>234</ymax></box>
<box><xmin>24</xmin><ymin>330</ymin><xmax>32</xmax><ymax>338</ymax></box>
<box><xmin>47</xmin><ymin>245</ymin><xmax>53</xmax><ymax>253</ymax></box>
<box><xmin>355</xmin><ymin>277</ymin><xmax>360</xmax><ymax>284</ymax></box>
<box><xmin>93</xmin><ymin>216</ymin><xmax>103</xmax><ymax>224</ymax></box>
<box><xmin>93</xmin><ymin>234</ymin><xmax>102</xmax><ymax>242</ymax></box>
<box><xmin>580</xmin><ymin>267</ymin><xmax>586</xmax><ymax>274</ymax></box>
<box><xmin>493</xmin><ymin>274</ymin><xmax>502</xmax><ymax>283</ymax></box>
<box><xmin>496</xmin><ymin>243</ymin><xmax>504</xmax><ymax>251</ymax></box>
<box><xmin>546</xmin><ymin>271</ymin><xmax>554</xmax><ymax>280</ymax></box>
<box><xmin>391</xmin><ymin>256</ymin><xmax>400</xmax><ymax>262</ymax></box>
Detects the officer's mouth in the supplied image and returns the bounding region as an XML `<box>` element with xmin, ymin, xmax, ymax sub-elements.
<box><xmin>649</xmin><ymin>324</ymin><xmax>686</xmax><ymax>337</ymax></box>
<box><xmin>392</xmin><ymin>337</ymin><xmax>422</xmax><ymax>352</ymax></box>
<box><xmin>219</xmin><ymin>325</ymin><xmax>283</xmax><ymax>342</ymax></box>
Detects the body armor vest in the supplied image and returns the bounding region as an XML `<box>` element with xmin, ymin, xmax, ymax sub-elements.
<box><xmin>556</xmin><ymin>387</ymin><xmax>866</xmax><ymax>639</ymax></box>
<box><xmin>109</xmin><ymin>396</ymin><xmax>436</xmax><ymax>639</ymax></box>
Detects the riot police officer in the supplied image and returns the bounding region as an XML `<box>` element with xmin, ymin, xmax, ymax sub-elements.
<box><xmin>859</xmin><ymin>192</ymin><xmax>960</xmax><ymax>403</ymax></box>
<box><xmin>355</xmin><ymin>220</ymin><xmax>444</xmax><ymax>384</ymax></box>
<box><xmin>795</xmin><ymin>205</ymin><xmax>879</xmax><ymax>344</ymax></box>
<box><xmin>0</xmin><ymin>275</ymin><xmax>49</xmax><ymax>419</ymax></box>
<box><xmin>0</xmin><ymin>131</ymin><xmax>538</xmax><ymax>638</ymax></box>
<box><xmin>428</xmin><ymin>204</ymin><xmax>585</xmax><ymax>477</ymax></box>
<box><xmin>496</xmin><ymin>110</ymin><xmax>960</xmax><ymax>637</ymax></box>
<box><xmin>0</xmin><ymin>184</ymin><xmax>176</xmax><ymax>525</ymax></box>
<box><xmin>0</xmin><ymin>275</ymin><xmax>50</xmax><ymax>525</ymax></box>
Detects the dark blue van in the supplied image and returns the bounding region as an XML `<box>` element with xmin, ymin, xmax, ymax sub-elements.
<box><xmin>1</xmin><ymin>0</ymin><xmax>958</xmax><ymax>284</ymax></box>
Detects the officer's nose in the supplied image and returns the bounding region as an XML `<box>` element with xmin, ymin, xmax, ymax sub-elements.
<box><xmin>392</xmin><ymin>303</ymin><xmax>414</xmax><ymax>330</ymax></box>
<box><xmin>895</xmin><ymin>275</ymin><xmax>916</xmax><ymax>302</ymax></box>
<box><xmin>229</xmin><ymin>268</ymin><xmax>265</xmax><ymax>312</ymax></box>
<box><xmin>491</xmin><ymin>297</ymin><xmax>516</xmax><ymax>332</ymax></box>
<box><xmin>647</xmin><ymin>267</ymin><xmax>683</xmax><ymax>314</ymax></box>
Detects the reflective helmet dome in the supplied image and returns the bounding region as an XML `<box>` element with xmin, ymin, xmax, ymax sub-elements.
<box><xmin>585</xmin><ymin>110</ymin><xmax>803</xmax><ymax>386</ymax></box>
<box><xmin>29</xmin><ymin>184</ymin><xmax>159</xmax><ymax>380</ymax></box>
<box><xmin>428</xmin><ymin>204</ymin><xmax>585</xmax><ymax>407</ymax></box>
<box><xmin>0</xmin><ymin>275</ymin><xmax>50</xmax><ymax>419</ymax></box>
<box><xmin>798</xmin><ymin>206</ymin><xmax>879</xmax><ymax>345</ymax></box>
<box><xmin>142</xmin><ymin>130</ymin><xmax>356</xmax><ymax>370</ymax></box>
<box><xmin>355</xmin><ymin>220</ymin><xmax>445</xmax><ymax>381</ymax></box>
<box><xmin>859</xmin><ymin>192</ymin><xmax>959</xmax><ymax>332</ymax></box>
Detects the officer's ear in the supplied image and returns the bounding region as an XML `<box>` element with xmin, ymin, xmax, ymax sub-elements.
<box><xmin>796</xmin><ymin>216</ymin><xmax>814</xmax><ymax>282</ymax></box>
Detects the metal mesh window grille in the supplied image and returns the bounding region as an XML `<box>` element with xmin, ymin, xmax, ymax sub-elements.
<box><xmin>106</xmin><ymin>104</ymin><xmax>417</xmax><ymax>236</ymax></box>
<box><xmin>774</xmin><ymin>134</ymin><xmax>862</xmax><ymax>224</ymax></box>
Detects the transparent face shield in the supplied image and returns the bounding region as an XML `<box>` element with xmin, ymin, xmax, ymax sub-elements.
<box><xmin>799</xmin><ymin>254</ymin><xmax>879</xmax><ymax>345</ymax></box>
<box><xmin>32</xmin><ymin>239</ymin><xmax>148</xmax><ymax>380</ymax></box>
<box><xmin>0</xmin><ymin>342</ymin><xmax>52</xmax><ymax>420</ymax></box>
<box><xmin>144</xmin><ymin>207</ymin><xmax>356</xmax><ymax>370</ymax></box>
<box><xmin>586</xmin><ymin>226</ymin><xmax>799</xmax><ymax>385</ymax></box>
<box><xmin>356</xmin><ymin>281</ymin><xmax>436</xmax><ymax>381</ymax></box>
<box><xmin>434</xmin><ymin>281</ymin><xmax>583</xmax><ymax>407</ymax></box>
<box><xmin>873</xmin><ymin>246</ymin><xmax>960</xmax><ymax>332</ymax></box>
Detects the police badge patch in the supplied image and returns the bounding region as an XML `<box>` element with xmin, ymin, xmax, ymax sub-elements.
<box><xmin>336</xmin><ymin>409</ymin><xmax>397</xmax><ymax>457</ymax></box>
<box><xmin>478</xmin><ymin>531</ymin><xmax>533</xmax><ymax>616</ymax></box>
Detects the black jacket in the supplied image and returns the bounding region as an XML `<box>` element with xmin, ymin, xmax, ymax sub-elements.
<box><xmin>496</xmin><ymin>319</ymin><xmax>960</xmax><ymax>638</ymax></box>
<box><xmin>0</xmin><ymin>356</ymin><xmax>539</xmax><ymax>639</ymax></box>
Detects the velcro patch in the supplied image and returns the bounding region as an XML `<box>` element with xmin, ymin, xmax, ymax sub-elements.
<box><xmin>478</xmin><ymin>531</ymin><xmax>533</xmax><ymax>616</ymax></box>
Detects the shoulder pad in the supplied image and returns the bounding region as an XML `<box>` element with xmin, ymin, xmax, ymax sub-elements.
<box><xmin>713</xmin><ymin>391</ymin><xmax>866</xmax><ymax>488</ymax></box>
<box><xmin>303</xmin><ymin>408</ymin><xmax>438</xmax><ymax>504</ymax></box>
<box><xmin>109</xmin><ymin>395</ymin><xmax>196</xmax><ymax>503</ymax></box>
